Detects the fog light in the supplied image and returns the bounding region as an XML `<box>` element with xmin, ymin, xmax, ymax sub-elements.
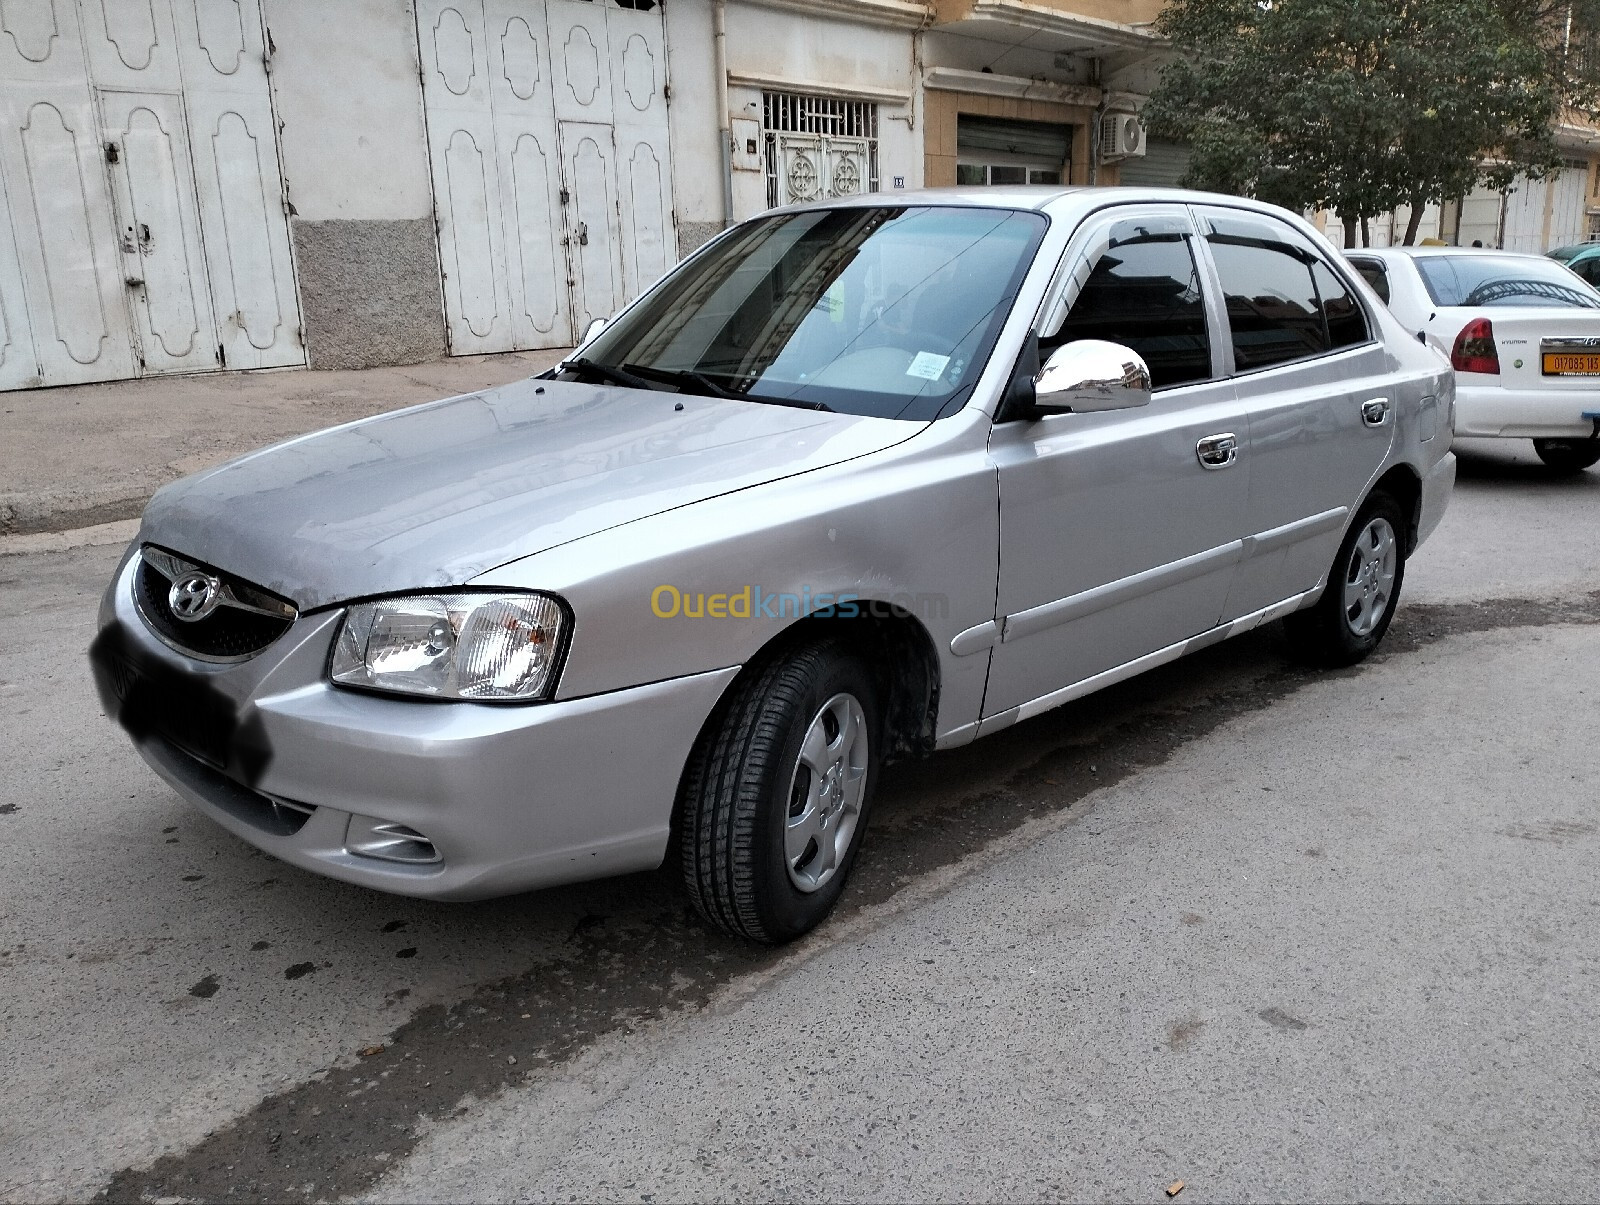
<box><xmin>346</xmin><ymin>814</ymin><xmax>441</xmax><ymax>865</ymax></box>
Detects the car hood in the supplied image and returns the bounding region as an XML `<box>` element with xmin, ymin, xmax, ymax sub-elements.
<box><xmin>139</xmin><ymin>378</ymin><xmax>919</xmax><ymax>610</ymax></box>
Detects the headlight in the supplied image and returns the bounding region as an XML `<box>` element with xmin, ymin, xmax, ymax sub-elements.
<box><xmin>331</xmin><ymin>593</ymin><xmax>567</xmax><ymax>701</ymax></box>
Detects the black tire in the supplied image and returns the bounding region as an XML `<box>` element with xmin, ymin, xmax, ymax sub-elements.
<box><xmin>1283</xmin><ymin>491</ymin><xmax>1407</xmax><ymax>668</ymax></box>
<box><xmin>680</xmin><ymin>639</ymin><xmax>881</xmax><ymax>944</ymax></box>
<box><xmin>1532</xmin><ymin>438</ymin><xmax>1600</xmax><ymax>474</ymax></box>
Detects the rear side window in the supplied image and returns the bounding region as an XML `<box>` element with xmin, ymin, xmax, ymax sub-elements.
<box><xmin>1348</xmin><ymin>257</ymin><xmax>1391</xmax><ymax>304</ymax></box>
<box><xmin>1412</xmin><ymin>255</ymin><xmax>1600</xmax><ymax>309</ymax></box>
<box><xmin>1313</xmin><ymin>261</ymin><xmax>1369</xmax><ymax>348</ymax></box>
<box><xmin>1052</xmin><ymin>229</ymin><xmax>1212</xmax><ymax>389</ymax></box>
<box><xmin>1203</xmin><ymin>213</ymin><xmax>1369</xmax><ymax>371</ymax></box>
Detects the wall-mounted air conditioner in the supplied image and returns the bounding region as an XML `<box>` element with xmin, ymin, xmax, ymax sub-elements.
<box><xmin>1100</xmin><ymin>112</ymin><xmax>1147</xmax><ymax>161</ymax></box>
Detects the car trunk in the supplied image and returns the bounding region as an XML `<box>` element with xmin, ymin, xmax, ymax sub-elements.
<box><xmin>1426</xmin><ymin>306</ymin><xmax>1600</xmax><ymax>394</ymax></box>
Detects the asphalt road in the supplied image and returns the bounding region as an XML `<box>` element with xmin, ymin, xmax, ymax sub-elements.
<box><xmin>1</xmin><ymin>437</ymin><xmax>1597</xmax><ymax>1203</ymax></box>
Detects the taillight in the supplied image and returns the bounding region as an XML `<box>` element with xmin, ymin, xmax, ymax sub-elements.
<box><xmin>1451</xmin><ymin>317</ymin><xmax>1500</xmax><ymax>374</ymax></box>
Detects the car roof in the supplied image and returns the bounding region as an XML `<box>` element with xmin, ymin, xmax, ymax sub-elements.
<box><xmin>765</xmin><ymin>185</ymin><xmax>1326</xmax><ymax>221</ymax></box>
<box><xmin>1551</xmin><ymin>242</ymin><xmax>1600</xmax><ymax>259</ymax></box>
<box><xmin>1351</xmin><ymin>246</ymin><xmax>1555</xmax><ymax>263</ymax></box>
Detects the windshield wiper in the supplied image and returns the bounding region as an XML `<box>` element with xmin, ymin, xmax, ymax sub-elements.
<box><xmin>561</xmin><ymin>358</ymin><xmax>656</xmax><ymax>391</ymax></box>
<box><xmin>739</xmin><ymin>392</ymin><xmax>834</xmax><ymax>413</ymax></box>
<box><xmin>620</xmin><ymin>363</ymin><xmax>834</xmax><ymax>412</ymax></box>
<box><xmin>620</xmin><ymin>363</ymin><xmax>744</xmax><ymax>399</ymax></box>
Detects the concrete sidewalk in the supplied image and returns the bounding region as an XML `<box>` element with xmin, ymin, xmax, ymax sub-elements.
<box><xmin>0</xmin><ymin>349</ymin><xmax>568</xmax><ymax>536</ymax></box>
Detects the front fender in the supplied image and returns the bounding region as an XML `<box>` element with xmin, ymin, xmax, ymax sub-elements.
<box><xmin>471</xmin><ymin>413</ymin><xmax>1001</xmax><ymax>744</ymax></box>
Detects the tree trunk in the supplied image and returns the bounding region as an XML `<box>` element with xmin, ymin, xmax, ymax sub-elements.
<box><xmin>1361</xmin><ymin>216</ymin><xmax>1372</xmax><ymax>248</ymax></box>
<box><xmin>1403</xmin><ymin>199</ymin><xmax>1425</xmax><ymax>246</ymax></box>
<box><xmin>1342</xmin><ymin>215</ymin><xmax>1357</xmax><ymax>247</ymax></box>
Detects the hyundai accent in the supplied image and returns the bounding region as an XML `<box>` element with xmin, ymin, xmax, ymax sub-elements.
<box><xmin>91</xmin><ymin>188</ymin><xmax>1455</xmax><ymax>943</ymax></box>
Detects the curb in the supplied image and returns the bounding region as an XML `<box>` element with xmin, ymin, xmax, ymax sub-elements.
<box><xmin>0</xmin><ymin>517</ymin><xmax>140</xmax><ymax>557</ymax></box>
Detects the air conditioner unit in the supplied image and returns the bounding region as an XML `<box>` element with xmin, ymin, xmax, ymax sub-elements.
<box><xmin>1100</xmin><ymin>112</ymin><xmax>1147</xmax><ymax>161</ymax></box>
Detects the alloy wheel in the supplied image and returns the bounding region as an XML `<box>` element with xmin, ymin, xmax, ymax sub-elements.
<box><xmin>784</xmin><ymin>692</ymin><xmax>869</xmax><ymax>893</ymax></box>
<box><xmin>1341</xmin><ymin>516</ymin><xmax>1397</xmax><ymax>638</ymax></box>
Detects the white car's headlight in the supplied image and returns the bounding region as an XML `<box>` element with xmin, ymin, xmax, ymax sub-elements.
<box><xmin>331</xmin><ymin>593</ymin><xmax>568</xmax><ymax>701</ymax></box>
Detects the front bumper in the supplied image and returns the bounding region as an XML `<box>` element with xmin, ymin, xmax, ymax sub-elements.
<box><xmin>93</xmin><ymin>551</ymin><xmax>738</xmax><ymax>900</ymax></box>
<box><xmin>1454</xmin><ymin>382</ymin><xmax>1600</xmax><ymax>439</ymax></box>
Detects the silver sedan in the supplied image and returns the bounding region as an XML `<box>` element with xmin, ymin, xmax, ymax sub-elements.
<box><xmin>90</xmin><ymin>187</ymin><xmax>1455</xmax><ymax>942</ymax></box>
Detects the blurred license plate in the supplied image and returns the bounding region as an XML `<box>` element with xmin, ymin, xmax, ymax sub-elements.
<box><xmin>1542</xmin><ymin>352</ymin><xmax>1600</xmax><ymax>375</ymax></box>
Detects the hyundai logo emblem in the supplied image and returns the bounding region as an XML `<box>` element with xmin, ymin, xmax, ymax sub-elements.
<box><xmin>168</xmin><ymin>572</ymin><xmax>221</xmax><ymax>622</ymax></box>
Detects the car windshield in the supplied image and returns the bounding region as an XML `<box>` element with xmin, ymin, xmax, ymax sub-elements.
<box><xmin>568</xmin><ymin>205</ymin><xmax>1049</xmax><ymax>420</ymax></box>
<box><xmin>1412</xmin><ymin>255</ymin><xmax>1600</xmax><ymax>309</ymax></box>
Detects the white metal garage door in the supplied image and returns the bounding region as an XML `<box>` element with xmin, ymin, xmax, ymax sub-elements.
<box><xmin>1502</xmin><ymin>163</ymin><xmax>1590</xmax><ymax>254</ymax></box>
<box><xmin>417</xmin><ymin>0</ymin><xmax>675</xmax><ymax>355</ymax></box>
<box><xmin>1546</xmin><ymin>163</ymin><xmax>1589</xmax><ymax>249</ymax></box>
<box><xmin>0</xmin><ymin>0</ymin><xmax>302</xmax><ymax>390</ymax></box>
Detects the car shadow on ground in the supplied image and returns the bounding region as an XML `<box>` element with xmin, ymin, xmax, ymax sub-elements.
<box><xmin>1453</xmin><ymin>439</ymin><xmax>1600</xmax><ymax>486</ymax></box>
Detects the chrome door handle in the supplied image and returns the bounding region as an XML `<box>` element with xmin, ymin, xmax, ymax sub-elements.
<box><xmin>1362</xmin><ymin>397</ymin><xmax>1391</xmax><ymax>427</ymax></box>
<box><xmin>1196</xmin><ymin>432</ymin><xmax>1239</xmax><ymax>469</ymax></box>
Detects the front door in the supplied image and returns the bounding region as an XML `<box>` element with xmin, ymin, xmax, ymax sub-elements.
<box><xmin>983</xmin><ymin>207</ymin><xmax>1251</xmax><ymax>723</ymax></box>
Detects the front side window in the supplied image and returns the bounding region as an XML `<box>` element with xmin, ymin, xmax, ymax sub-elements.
<box><xmin>1051</xmin><ymin>227</ymin><xmax>1212</xmax><ymax>389</ymax></box>
<box><xmin>1204</xmin><ymin>213</ymin><xmax>1371</xmax><ymax>370</ymax></box>
<box><xmin>571</xmin><ymin>206</ymin><xmax>1049</xmax><ymax>421</ymax></box>
<box><xmin>1412</xmin><ymin>254</ymin><xmax>1600</xmax><ymax>309</ymax></box>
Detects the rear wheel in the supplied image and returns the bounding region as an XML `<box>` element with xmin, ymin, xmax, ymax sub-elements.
<box><xmin>1284</xmin><ymin>492</ymin><xmax>1406</xmax><ymax>668</ymax></box>
<box><xmin>680</xmin><ymin>639</ymin><xmax>880</xmax><ymax>944</ymax></box>
<box><xmin>1532</xmin><ymin>438</ymin><xmax>1600</xmax><ymax>474</ymax></box>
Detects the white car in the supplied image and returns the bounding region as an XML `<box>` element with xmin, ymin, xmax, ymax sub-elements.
<box><xmin>1347</xmin><ymin>247</ymin><xmax>1600</xmax><ymax>472</ymax></box>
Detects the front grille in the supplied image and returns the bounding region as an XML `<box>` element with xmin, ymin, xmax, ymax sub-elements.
<box><xmin>134</xmin><ymin>547</ymin><xmax>297</xmax><ymax>662</ymax></box>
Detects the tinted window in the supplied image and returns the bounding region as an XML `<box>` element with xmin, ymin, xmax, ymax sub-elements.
<box><xmin>1205</xmin><ymin>217</ymin><xmax>1326</xmax><ymax>369</ymax></box>
<box><xmin>1348</xmin><ymin>257</ymin><xmax>1391</xmax><ymax>304</ymax></box>
<box><xmin>1412</xmin><ymin>254</ymin><xmax>1600</xmax><ymax>309</ymax></box>
<box><xmin>1573</xmin><ymin>256</ymin><xmax>1600</xmax><ymax>287</ymax></box>
<box><xmin>1313</xmin><ymin>261</ymin><xmax>1368</xmax><ymax>348</ymax></box>
<box><xmin>1051</xmin><ymin>231</ymin><xmax>1212</xmax><ymax>389</ymax></box>
<box><xmin>574</xmin><ymin>206</ymin><xmax>1049</xmax><ymax>421</ymax></box>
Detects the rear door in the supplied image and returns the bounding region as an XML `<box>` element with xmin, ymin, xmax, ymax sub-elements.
<box><xmin>1194</xmin><ymin>207</ymin><xmax>1397</xmax><ymax>619</ymax></box>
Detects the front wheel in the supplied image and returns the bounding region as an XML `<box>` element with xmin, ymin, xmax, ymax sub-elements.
<box><xmin>1532</xmin><ymin>438</ymin><xmax>1600</xmax><ymax>474</ymax></box>
<box><xmin>679</xmin><ymin>639</ymin><xmax>881</xmax><ymax>944</ymax></box>
<box><xmin>1283</xmin><ymin>492</ymin><xmax>1406</xmax><ymax>667</ymax></box>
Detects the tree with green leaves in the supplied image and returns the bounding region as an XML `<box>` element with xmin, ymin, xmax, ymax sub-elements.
<box><xmin>1144</xmin><ymin>0</ymin><xmax>1600</xmax><ymax>245</ymax></box>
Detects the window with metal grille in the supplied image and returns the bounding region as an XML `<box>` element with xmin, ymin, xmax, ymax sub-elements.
<box><xmin>763</xmin><ymin>91</ymin><xmax>879</xmax><ymax>208</ymax></box>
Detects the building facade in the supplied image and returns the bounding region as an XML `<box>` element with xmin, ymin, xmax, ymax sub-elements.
<box><xmin>1312</xmin><ymin>125</ymin><xmax>1600</xmax><ymax>254</ymax></box>
<box><xmin>0</xmin><ymin>0</ymin><xmax>1165</xmax><ymax>391</ymax></box>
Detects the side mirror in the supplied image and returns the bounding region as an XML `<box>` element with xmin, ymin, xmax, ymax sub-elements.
<box><xmin>579</xmin><ymin>316</ymin><xmax>608</xmax><ymax>347</ymax></box>
<box><xmin>1033</xmin><ymin>340</ymin><xmax>1152</xmax><ymax>415</ymax></box>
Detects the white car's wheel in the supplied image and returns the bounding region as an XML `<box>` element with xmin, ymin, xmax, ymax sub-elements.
<box><xmin>1532</xmin><ymin>438</ymin><xmax>1600</xmax><ymax>474</ymax></box>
